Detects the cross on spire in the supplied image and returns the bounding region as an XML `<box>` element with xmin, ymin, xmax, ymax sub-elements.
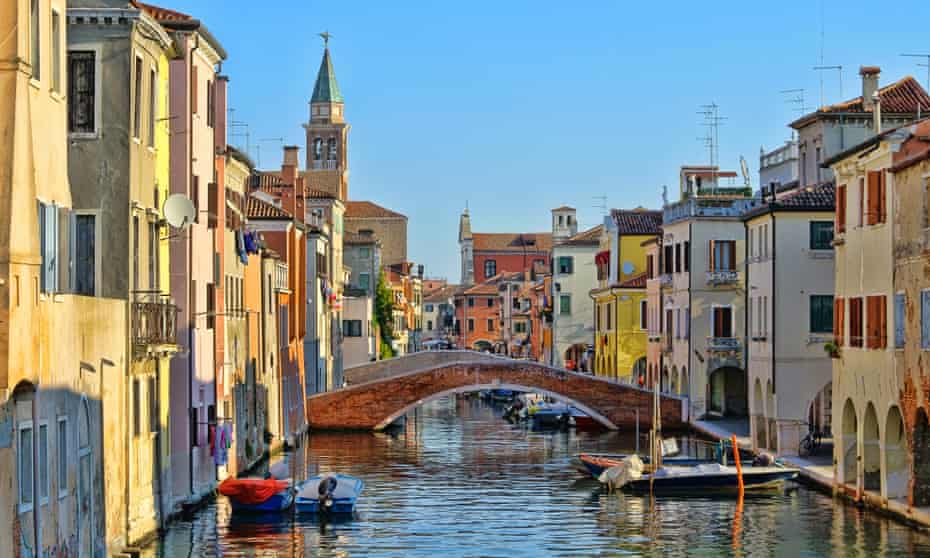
<box><xmin>319</xmin><ymin>31</ymin><xmax>332</xmax><ymax>48</ymax></box>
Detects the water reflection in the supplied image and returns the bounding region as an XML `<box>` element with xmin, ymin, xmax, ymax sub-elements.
<box><xmin>150</xmin><ymin>395</ymin><xmax>930</xmax><ymax>557</ymax></box>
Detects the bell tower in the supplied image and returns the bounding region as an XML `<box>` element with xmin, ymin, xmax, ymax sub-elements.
<box><xmin>304</xmin><ymin>33</ymin><xmax>349</xmax><ymax>201</ymax></box>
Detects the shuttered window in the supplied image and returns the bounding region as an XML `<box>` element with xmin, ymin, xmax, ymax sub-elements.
<box><xmin>68</xmin><ymin>51</ymin><xmax>95</xmax><ymax>133</ymax></box>
<box><xmin>836</xmin><ymin>184</ymin><xmax>847</xmax><ymax>233</ymax></box>
<box><xmin>132</xmin><ymin>56</ymin><xmax>142</xmax><ymax>140</ymax></box>
<box><xmin>38</xmin><ymin>202</ymin><xmax>59</xmax><ymax>293</ymax></box>
<box><xmin>810</xmin><ymin>295</ymin><xmax>833</xmax><ymax>334</ymax></box>
<box><xmin>675</xmin><ymin>243</ymin><xmax>682</xmax><ymax>273</ymax></box>
<box><xmin>709</xmin><ymin>240</ymin><xmax>736</xmax><ymax>271</ymax></box>
<box><xmin>849</xmin><ymin>297</ymin><xmax>863</xmax><ymax>347</ymax></box>
<box><xmin>922</xmin><ymin>291</ymin><xmax>930</xmax><ymax>349</ymax></box>
<box><xmin>712</xmin><ymin>307</ymin><xmax>733</xmax><ymax>338</ymax></box>
<box><xmin>74</xmin><ymin>214</ymin><xmax>95</xmax><ymax>295</ymax></box>
<box><xmin>895</xmin><ymin>293</ymin><xmax>906</xmax><ymax>349</ymax></box>
<box><xmin>866</xmin><ymin>171</ymin><xmax>887</xmax><ymax>225</ymax></box>
<box><xmin>684</xmin><ymin>241</ymin><xmax>690</xmax><ymax>271</ymax></box>
<box><xmin>834</xmin><ymin>297</ymin><xmax>845</xmax><ymax>346</ymax></box>
<box><xmin>866</xmin><ymin>295</ymin><xmax>887</xmax><ymax>349</ymax></box>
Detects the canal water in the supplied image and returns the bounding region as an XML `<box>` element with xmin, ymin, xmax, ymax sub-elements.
<box><xmin>150</xmin><ymin>396</ymin><xmax>930</xmax><ymax>557</ymax></box>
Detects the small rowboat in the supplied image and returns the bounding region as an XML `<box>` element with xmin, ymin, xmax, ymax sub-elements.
<box><xmin>575</xmin><ymin>453</ymin><xmax>712</xmax><ymax>479</ymax></box>
<box><xmin>296</xmin><ymin>473</ymin><xmax>364</xmax><ymax>515</ymax></box>
<box><xmin>219</xmin><ymin>478</ymin><xmax>294</xmax><ymax>514</ymax></box>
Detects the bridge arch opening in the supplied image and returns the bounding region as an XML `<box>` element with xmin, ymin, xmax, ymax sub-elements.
<box><xmin>373</xmin><ymin>383</ymin><xmax>621</xmax><ymax>431</ymax></box>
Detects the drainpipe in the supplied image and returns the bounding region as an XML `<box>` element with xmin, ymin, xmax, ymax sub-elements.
<box><xmin>771</xmin><ymin>213</ymin><xmax>777</xmax><ymax>395</ymax></box>
<box><xmin>688</xmin><ymin>221</ymin><xmax>693</xmax><ymax>414</ymax></box>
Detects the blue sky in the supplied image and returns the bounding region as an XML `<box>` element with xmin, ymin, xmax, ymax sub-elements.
<box><xmin>166</xmin><ymin>0</ymin><xmax>930</xmax><ymax>282</ymax></box>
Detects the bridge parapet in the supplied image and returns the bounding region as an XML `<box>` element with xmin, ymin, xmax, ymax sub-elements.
<box><xmin>312</xmin><ymin>355</ymin><xmax>687</xmax><ymax>431</ymax></box>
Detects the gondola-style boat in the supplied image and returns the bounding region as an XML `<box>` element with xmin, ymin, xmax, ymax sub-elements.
<box><xmin>218</xmin><ymin>478</ymin><xmax>294</xmax><ymax>513</ymax></box>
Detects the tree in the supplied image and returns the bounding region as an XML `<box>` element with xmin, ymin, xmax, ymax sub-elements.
<box><xmin>374</xmin><ymin>270</ymin><xmax>395</xmax><ymax>358</ymax></box>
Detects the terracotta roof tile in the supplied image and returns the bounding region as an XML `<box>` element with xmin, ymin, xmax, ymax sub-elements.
<box><xmin>775</xmin><ymin>182</ymin><xmax>835</xmax><ymax>209</ymax></box>
<box><xmin>792</xmin><ymin>76</ymin><xmax>930</xmax><ymax>128</ymax></box>
<box><xmin>618</xmin><ymin>272</ymin><xmax>647</xmax><ymax>289</ymax></box>
<box><xmin>424</xmin><ymin>285</ymin><xmax>459</xmax><ymax>302</ymax></box>
<box><xmin>610</xmin><ymin>209</ymin><xmax>662</xmax><ymax>235</ymax></box>
<box><xmin>246</xmin><ymin>197</ymin><xmax>291</xmax><ymax>220</ymax></box>
<box><xmin>345</xmin><ymin>201</ymin><xmax>407</xmax><ymax>219</ymax></box>
<box><xmin>472</xmin><ymin>233</ymin><xmax>552</xmax><ymax>253</ymax></box>
<box><xmin>558</xmin><ymin>225</ymin><xmax>603</xmax><ymax>246</ymax></box>
<box><xmin>133</xmin><ymin>1</ymin><xmax>193</xmax><ymax>22</ymax></box>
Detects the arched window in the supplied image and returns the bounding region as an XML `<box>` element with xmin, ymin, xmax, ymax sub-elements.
<box><xmin>327</xmin><ymin>138</ymin><xmax>338</xmax><ymax>161</ymax></box>
<box><xmin>313</xmin><ymin>138</ymin><xmax>323</xmax><ymax>161</ymax></box>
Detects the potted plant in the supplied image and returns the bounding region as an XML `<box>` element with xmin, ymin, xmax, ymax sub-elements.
<box><xmin>824</xmin><ymin>341</ymin><xmax>840</xmax><ymax>359</ymax></box>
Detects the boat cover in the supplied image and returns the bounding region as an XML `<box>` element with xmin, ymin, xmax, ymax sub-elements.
<box><xmin>298</xmin><ymin>475</ymin><xmax>362</xmax><ymax>500</ymax></box>
<box><xmin>598</xmin><ymin>455</ymin><xmax>644</xmax><ymax>490</ymax></box>
<box><xmin>219</xmin><ymin>478</ymin><xmax>290</xmax><ymax>504</ymax></box>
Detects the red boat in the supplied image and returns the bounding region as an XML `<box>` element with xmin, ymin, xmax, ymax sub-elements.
<box><xmin>218</xmin><ymin>478</ymin><xmax>294</xmax><ymax>513</ymax></box>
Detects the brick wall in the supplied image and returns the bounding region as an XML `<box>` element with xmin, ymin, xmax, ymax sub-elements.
<box><xmin>308</xmin><ymin>359</ymin><xmax>684</xmax><ymax>430</ymax></box>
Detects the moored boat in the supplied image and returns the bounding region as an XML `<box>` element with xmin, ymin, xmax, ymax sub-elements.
<box><xmin>219</xmin><ymin>478</ymin><xmax>294</xmax><ymax>513</ymax></box>
<box><xmin>622</xmin><ymin>463</ymin><xmax>799</xmax><ymax>494</ymax></box>
<box><xmin>296</xmin><ymin>473</ymin><xmax>364</xmax><ymax>515</ymax></box>
<box><xmin>576</xmin><ymin>453</ymin><xmax>712</xmax><ymax>479</ymax></box>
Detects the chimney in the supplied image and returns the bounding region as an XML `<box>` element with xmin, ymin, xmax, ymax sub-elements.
<box><xmin>860</xmin><ymin>66</ymin><xmax>880</xmax><ymax>110</ymax></box>
<box><xmin>281</xmin><ymin>145</ymin><xmax>299</xmax><ymax>186</ymax></box>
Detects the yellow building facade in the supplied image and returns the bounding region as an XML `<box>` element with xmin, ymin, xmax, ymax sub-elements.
<box><xmin>590</xmin><ymin>210</ymin><xmax>661</xmax><ymax>383</ymax></box>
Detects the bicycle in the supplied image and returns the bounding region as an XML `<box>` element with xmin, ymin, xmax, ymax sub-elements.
<box><xmin>798</xmin><ymin>424</ymin><xmax>824</xmax><ymax>458</ymax></box>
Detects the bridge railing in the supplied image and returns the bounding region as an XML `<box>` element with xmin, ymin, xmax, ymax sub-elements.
<box><xmin>344</xmin><ymin>350</ymin><xmax>513</xmax><ymax>385</ymax></box>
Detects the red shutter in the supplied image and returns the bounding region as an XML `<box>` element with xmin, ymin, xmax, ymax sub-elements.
<box><xmin>867</xmin><ymin>171</ymin><xmax>881</xmax><ymax>225</ymax></box>
<box><xmin>727</xmin><ymin>241</ymin><xmax>736</xmax><ymax>271</ymax></box>
<box><xmin>191</xmin><ymin>65</ymin><xmax>199</xmax><ymax>115</ymax></box>
<box><xmin>708</xmin><ymin>240</ymin><xmax>715</xmax><ymax>271</ymax></box>
<box><xmin>880</xmin><ymin>295</ymin><xmax>888</xmax><ymax>348</ymax></box>
<box><xmin>834</xmin><ymin>297</ymin><xmax>844</xmax><ymax>346</ymax></box>
<box><xmin>879</xmin><ymin>170</ymin><xmax>887</xmax><ymax>223</ymax></box>
<box><xmin>837</xmin><ymin>185</ymin><xmax>847</xmax><ymax>233</ymax></box>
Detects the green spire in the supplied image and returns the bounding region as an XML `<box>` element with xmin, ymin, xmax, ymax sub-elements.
<box><xmin>311</xmin><ymin>47</ymin><xmax>343</xmax><ymax>103</ymax></box>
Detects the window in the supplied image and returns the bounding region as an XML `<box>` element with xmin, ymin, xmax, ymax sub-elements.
<box><xmin>895</xmin><ymin>293</ymin><xmax>906</xmax><ymax>349</ymax></box>
<box><xmin>327</xmin><ymin>138</ymin><xmax>338</xmax><ymax>161</ymax></box>
<box><xmin>558</xmin><ymin>256</ymin><xmax>574</xmax><ymax>275</ymax></box>
<box><xmin>709</xmin><ymin>240</ymin><xmax>736</xmax><ymax>271</ymax></box>
<box><xmin>560</xmin><ymin>294</ymin><xmax>571</xmax><ymax>315</ymax></box>
<box><xmin>484</xmin><ymin>260</ymin><xmax>496</xmax><ymax>278</ymax></box>
<box><xmin>640</xmin><ymin>300</ymin><xmax>647</xmax><ymax>330</ymax></box>
<box><xmin>810</xmin><ymin>221</ymin><xmax>834</xmax><ymax>250</ymax></box>
<box><xmin>148</xmin><ymin>69</ymin><xmax>157</xmax><ymax>147</ymax></box>
<box><xmin>30</xmin><ymin>0</ymin><xmax>40</xmax><ymax>80</ymax></box>
<box><xmin>685</xmin><ymin>306</ymin><xmax>690</xmax><ymax>336</ymax></box>
<box><xmin>148</xmin><ymin>376</ymin><xmax>158</xmax><ymax>433</ymax></box>
<box><xmin>849</xmin><ymin>297</ymin><xmax>863</xmax><ymax>347</ymax></box>
<box><xmin>206</xmin><ymin>80</ymin><xmax>215</xmax><ymax>128</ymax></box>
<box><xmin>676</xmin><ymin>308</ymin><xmax>681</xmax><ymax>338</ymax></box>
<box><xmin>133</xmin><ymin>56</ymin><xmax>142</xmax><ymax>139</ymax></box>
<box><xmin>487</xmin><ymin>298</ymin><xmax>494</xmax><ymax>308</ymax></box>
<box><xmin>68</xmin><ymin>51</ymin><xmax>96</xmax><ymax>133</ymax></box>
<box><xmin>810</xmin><ymin>295</ymin><xmax>834</xmax><ymax>333</ymax></box>
<box><xmin>858</xmin><ymin>177</ymin><xmax>865</xmax><ymax>227</ymax></box>
<box><xmin>834</xmin><ymin>297</ymin><xmax>845</xmax><ymax>345</ymax></box>
<box><xmin>646</xmin><ymin>255</ymin><xmax>654</xmax><ymax>279</ymax></box>
<box><xmin>206</xmin><ymin>283</ymin><xmax>215</xmax><ymax>329</ymax></box>
<box><xmin>359</xmin><ymin>272</ymin><xmax>370</xmax><ymax>291</ymax></box>
<box><xmin>191</xmin><ymin>65</ymin><xmax>198</xmax><ymax>115</ymax></box>
<box><xmin>684</xmin><ymin>241</ymin><xmax>690</xmax><ymax>271</ymax></box>
<box><xmin>922</xmin><ymin>291</ymin><xmax>930</xmax><ymax>349</ymax></box>
<box><xmin>468</xmin><ymin>318</ymin><xmax>475</xmax><ymax>332</ymax></box>
<box><xmin>836</xmin><ymin>184</ymin><xmax>847</xmax><ymax>234</ymax></box>
<box><xmin>427</xmin><ymin>320</ymin><xmax>433</xmax><ymax>331</ymax></box>
<box><xmin>514</xmin><ymin>322</ymin><xmax>527</xmax><ymax>333</ymax></box>
<box><xmin>132</xmin><ymin>215</ymin><xmax>140</xmax><ymax>290</ymax></box>
<box><xmin>56</xmin><ymin>417</ymin><xmax>67</xmax><ymax>498</ymax></box>
<box><xmin>866</xmin><ymin>170</ymin><xmax>887</xmax><ymax>225</ymax></box>
<box><xmin>663</xmin><ymin>245</ymin><xmax>674</xmax><ymax>273</ymax></box>
<box><xmin>606</xmin><ymin>302</ymin><xmax>612</xmax><ymax>330</ymax></box>
<box><xmin>866</xmin><ymin>295</ymin><xmax>887</xmax><ymax>349</ymax></box>
<box><xmin>487</xmin><ymin>319</ymin><xmax>494</xmax><ymax>332</ymax></box>
<box><xmin>18</xmin><ymin>423</ymin><xmax>33</xmax><ymax>510</ymax></box>
<box><xmin>38</xmin><ymin>422</ymin><xmax>48</xmax><ymax>504</ymax></box>
<box><xmin>424</xmin><ymin>304</ymin><xmax>434</xmax><ymax>313</ymax></box>
<box><xmin>342</xmin><ymin>320</ymin><xmax>363</xmax><ymax>337</ymax></box>
<box><xmin>38</xmin><ymin>202</ymin><xmax>59</xmax><ymax>293</ymax></box>
<box><xmin>313</xmin><ymin>138</ymin><xmax>323</xmax><ymax>160</ymax></box>
<box><xmin>675</xmin><ymin>243</ymin><xmax>682</xmax><ymax>273</ymax></box>
<box><xmin>51</xmin><ymin>10</ymin><xmax>61</xmax><ymax>92</ymax></box>
<box><xmin>712</xmin><ymin>306</ymin><xmax>733</xmax><ymax>338</ymax></box>
<box><xmin>133</xmin><ymin>379</ymin><xmax>142</xmax><ymax>436</ymax></box>
<box><xmin>73</xmin><ymin>214</ymin><xmax>95</xmax><ymax>295</ymax></box>
<box><xmin>148</xmin><ymin>221</ymin><xmax>158</xmax><ymax>290</ymax></box>
<box><xmin>359</xmin><ymin>246</ymin><xmax>370</xmax><ymax>259</ymax></box>
<box><xmin>468</xmin><ymin>297</ymin><xmax>475</xmax><ymax>308</ymax></box>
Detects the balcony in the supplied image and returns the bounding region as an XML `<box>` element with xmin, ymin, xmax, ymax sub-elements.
<box><xmin>664</xmin><ymin>196</ymin><xmax>760</xmax><ymax>225</ymax></box>
<box><xmin>659</xmin><ymin>274</ymin><xmax>673</xmax><ymax>288</ymax></box>
<box><xmin>132</xmin><ymin>295</ymin><xmax>179</xmax><ymax>354</ymax></box>
<box><xmin>706</xmin><ymin>336</ymin><xmax>742</xmax><ymax>370</ymax></box>
<box><xmin>312</xmin><ymin>160</ymin><xmax>338</xmax><ymax>170</ymax></box>
<box><xmin>706</xmin><ymin>270</ymin><xmax>738</xmax><ymax>286</ymax></box>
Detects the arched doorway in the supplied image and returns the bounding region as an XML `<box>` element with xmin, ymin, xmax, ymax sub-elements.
<box><xmin>708</xmin><ymin>366</ymin><xmax>748</xmax><ymax>417</ymax></box>
<box><xmin>564</xmin><ymin>343</ymin><xmax>588</xmax><ymax>371</ymax></box>
<box><xmin>807</xmin><ymin>382</ymin><xmax>833</xmax><ymax>436</ymax></box>
<box><xmin>885</xmin><ymin>406</ymin><xmax>907</xmax><ymax>499</ymax></box>
<box><xmin>753</xmin><ymin>379</ymin><xmax>766</xmax><ymax>449</ymax></box>
<box><xmin>841</xmin><ymin>399</ymin><xmax>858</xmax><ymax>486</ymax></box>
<box><xmin>913</xmin><ymin>408</ymin><xmax>930</xmax><ymax>505</ymax></box>
<box><xmin>670</xmin><ymin>366</ymin><xmax>679</xmax><ymax>395</ymax></box>
<box><xmin>661</xmin><ymin>366</ymin><xmax>670</xmax><ymax>393</ymax></box>
<box><xmin>863</xmin><ymin>403</ymin><xmax>881</xmax><ymax>492</ymax></box>
<box><xmin>11</xmin><ymin>381</ymin><xmax>37</xmax><ymax>557</ymax></box>
<box><xmin>680</xmin><ymin>367</ymin><xmax>689</xmax><ymax>397</ymax></box>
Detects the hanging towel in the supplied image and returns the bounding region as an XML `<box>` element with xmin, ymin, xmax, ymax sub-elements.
<box><xmin>244</xmin><ymin>232</ymin><xmax>258</xmax><ymax>254</ymax></box>
<box><xmin>237</xmin><ymin>230</ymin><xmax>249</xmax><ymax>265</ymax></box>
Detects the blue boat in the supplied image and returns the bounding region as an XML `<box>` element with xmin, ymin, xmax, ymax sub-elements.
<box><xmin>296</xmin><ymin>473</ymin><xmax>364</xmax><ymax>515</ymax></box>
<box><xmin>490</xmin><ymin>389</ymin><xmax>515</xmax><ymax>402</ymax></box>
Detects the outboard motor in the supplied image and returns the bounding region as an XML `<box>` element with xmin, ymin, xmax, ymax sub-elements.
<box><xmin>318</xmin><ymin>475</ymin><xmax>338</xmax><ymax>511</ymax></box>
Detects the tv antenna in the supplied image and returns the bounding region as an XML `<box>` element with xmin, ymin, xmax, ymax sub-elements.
<box><xmin>697</xmin><ymin>102</ymin><xmax>726</xmax><ymax>177</ymax></box>
<box><xmin>739</xmin><ymin>156</ymin><xmax>752</xmax><ymax>191</ymax></box>
<box><xmin>901</xmin><ymin>54</ymin><xmax>930</xmax><ymax>92</ymax></box>
<box><xmin>813</xmin><ymin>65</ymin><xmax>843</xmax><ymax>104</ymax></box>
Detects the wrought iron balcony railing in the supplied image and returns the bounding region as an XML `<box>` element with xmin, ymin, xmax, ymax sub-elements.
<box><xmin>132</xmin><ymin>295</ymin><xmax>178</xmax><ymax>350</ymax></box>
<box><xmin>706</xmin><ymin>270</ymin><xmax>739</xmax><ymax>285</ymax></box>
<box><xmin>707</xmin><ymin>336</ymin><xmax>741</xmax><ymax>352</ymax></box>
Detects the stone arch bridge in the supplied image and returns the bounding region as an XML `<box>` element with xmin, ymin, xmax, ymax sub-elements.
<box><xmin>307</xmin><ymin>351</ymin><xmax>687</xmax><ymax>431</ymax></box>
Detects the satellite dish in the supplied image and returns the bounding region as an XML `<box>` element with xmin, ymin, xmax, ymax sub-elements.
<box><xmin>163</xmin><ymin>194</ymin><xmax>196</xmax><ymax>229</ymax></box>
<box><xmin>622</xmin><ymin>261</ymin><xmax>635</xmax><ymax>276</ymax></box>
